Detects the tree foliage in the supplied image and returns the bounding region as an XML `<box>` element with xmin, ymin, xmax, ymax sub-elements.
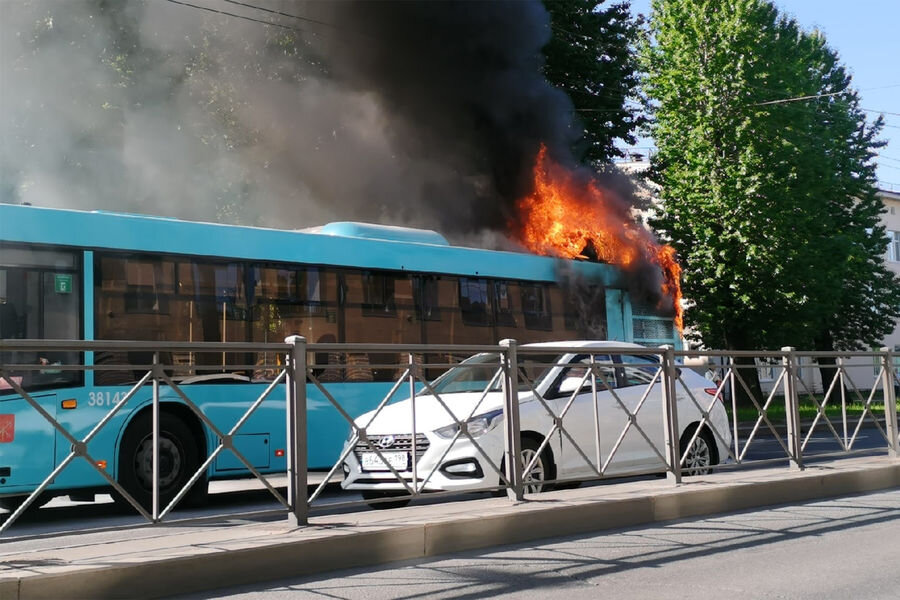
<box><xmin>643</xmin><ymin>0</ymin><xmax>900</xmax><ymax>358</ymax></box>
<box><xmin>542</xmin><ymin>0</ymin><xmax>643</xmax><ymax>165</ymax></box>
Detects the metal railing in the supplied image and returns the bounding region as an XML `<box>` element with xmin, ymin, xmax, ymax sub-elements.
<box><xmin>1</xmin><ymin>339</ymin><xmax>897</xmax><ymax>534</ymax></box>
<box><xmin>0</xmin><ymin>340</ymin><xmax>293</xmax><ymax>534</ymax></box>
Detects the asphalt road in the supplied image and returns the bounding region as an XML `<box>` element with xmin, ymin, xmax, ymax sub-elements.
<box><xmin>170</xmin><ymin>489</ymin><xmax>900</xmax><ymax>600</ymax></box>
<box><xmin>1</xmin><ymin>423</ymin><xmax>892</xmax><ymax>540</ymax></box>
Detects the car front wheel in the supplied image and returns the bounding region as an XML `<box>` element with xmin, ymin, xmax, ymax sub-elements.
<box><xmin>520</xmin><ymin>437</ymin><xmax>552</xmax><ymax>494</ymax></box>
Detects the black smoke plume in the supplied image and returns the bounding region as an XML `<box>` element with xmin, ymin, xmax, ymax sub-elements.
<box><xmin>305</xmin><ymin>0</ymin><xmax>579</xmax><ymax>235</ymax></box>
<box><xmin>1</xmin><ymin>0</ymin><xmax>582</xmax><ymax>237</ymax></box>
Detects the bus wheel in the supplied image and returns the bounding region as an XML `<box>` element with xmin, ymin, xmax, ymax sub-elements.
<box><xmin>115</xmin><ymin>411</ymin><xmax>203</xmax><ymax>513</ymax></box>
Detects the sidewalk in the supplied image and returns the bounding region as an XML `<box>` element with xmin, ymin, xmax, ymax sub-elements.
<box><xmin>1</xmin><ymin>455</ymin><xmax>898</xmax><ymax>600</ymax></box>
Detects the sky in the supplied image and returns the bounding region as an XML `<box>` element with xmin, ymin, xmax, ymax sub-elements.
<box><xmin>627</xmin><ymin>0</ymin><xmax>900</xmax><ymax>191</ymax></box>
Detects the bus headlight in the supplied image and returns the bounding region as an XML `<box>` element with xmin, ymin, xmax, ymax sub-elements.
<box><xmin>434</xmin><ymin>409</ymin><xmax>503</xmax><ymax>439</ymax></box>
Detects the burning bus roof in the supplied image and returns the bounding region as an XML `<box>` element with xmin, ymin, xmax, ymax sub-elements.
<box><xmin>0</xmin><ymin>203</ymin><xmax>624</xmax><ymax>287</ymax></box>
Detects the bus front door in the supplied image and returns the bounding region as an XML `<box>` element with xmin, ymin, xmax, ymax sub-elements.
<box><xmin>0</xmin><ymin>391</ymin><xmax>58</xmax><ymax>494</ymax></box>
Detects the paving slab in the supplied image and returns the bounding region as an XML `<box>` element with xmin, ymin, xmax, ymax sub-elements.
<box><xmin>1</xmin><ymin>456</ymin><xmax>898</xmax><ymax>600</ymax></box>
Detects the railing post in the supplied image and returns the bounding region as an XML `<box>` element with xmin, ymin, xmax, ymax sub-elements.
<box><xmin>781</xmin><ymin>347</ymin><xmax>804</xmax><ymax>470</ymax></box>
<box><xmin>881</xmin><ymin>347</ymin><xmax>899</xmax><ymax>458</ymax></box>
<box><xmin>285</xmin><ymin>336</ymin><xmax>308</xmax><ymax>526</ymax></box>
<box><xmin>152</xmin><ymin>351</ymin><xmax>161</xmax><ymax>522</ymax></box>
<box><xmin>838</xmin><ymin>356</ymin><xmax>848</xmax><ymax>448</ymax></box>
<box><xmin>661</xmin><ymin>345</ymin><xmax>681</xmax><ymax>484</ymax></box>
<box><xmin>728</xmin><ymin>355</ymin><xmax>739</xmax><ymax>464</ymax></box>
<box><xmin>590</xmin><ymin>354</ymin><xmax>602</xmax><ymax>472</ymax></box>
<box><xmin>500</xmin><ymin>339</ymin><xmax>523</xmax><ymax>501</ymax></box>
<box><xmin>409</xmin><ymin>352</ymin><xmax>418</xmax><ymax>494</ymax></box>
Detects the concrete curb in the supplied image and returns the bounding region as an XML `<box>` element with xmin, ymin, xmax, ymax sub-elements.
<box><xmin>2</xmin><ymin>459</ymin><xmax>899</xmax><ymax>600</ymax></box>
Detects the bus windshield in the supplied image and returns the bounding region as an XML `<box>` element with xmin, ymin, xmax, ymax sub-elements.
<box><xmin>428</xmin><ymin>352</ymin><xmax>561</xmax><ymax>395</ymax></box>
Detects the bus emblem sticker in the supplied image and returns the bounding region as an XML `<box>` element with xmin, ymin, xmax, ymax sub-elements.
<box><xmin>0</xmin><ymin>415</ymin><xmax>13</xmax><ymax>443</ymax></box>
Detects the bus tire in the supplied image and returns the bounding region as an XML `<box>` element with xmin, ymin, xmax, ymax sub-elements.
<box><xmin>115</xmin><ymin>411</ymin><xmax>204</xmax><ymax>513</ymax></box>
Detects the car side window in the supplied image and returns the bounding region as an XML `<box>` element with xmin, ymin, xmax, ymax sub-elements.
<box><xmin>553</xmin><ymin>354</ymin><xmax>615</xmax><ymax>396</ymax></box>
<box><xmin>618</xmin><ymin>354</ymin><xmax>660</xmax><ymax>388</ymax></box>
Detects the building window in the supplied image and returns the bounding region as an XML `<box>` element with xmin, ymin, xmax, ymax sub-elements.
<box><xmin>888</xmin><ymin>230</ymin><xmax>900</xmax><ymax>262</ymax></box>
<box><xmin>756</xmin><ymin>357</ymin><xmax>778</xmax><ymax>382</ymax></box>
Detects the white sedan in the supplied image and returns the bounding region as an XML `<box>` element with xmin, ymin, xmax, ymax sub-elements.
<box><xmin>341</xmin><ymin>341</ymin><xmax>731</xmax><ymax>507</ymax></box>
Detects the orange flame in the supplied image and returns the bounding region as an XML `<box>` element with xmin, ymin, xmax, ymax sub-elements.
<box><xmin>515</xmin><ymin>145</ymin><xmax>683</xmax><ymax>333</ymax></box>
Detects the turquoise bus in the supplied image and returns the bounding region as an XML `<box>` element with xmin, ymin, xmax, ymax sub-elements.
<box><xmin>0</xmin><ymin>203</ymin><xmax>679</xmax><ymax>510</ymax></box>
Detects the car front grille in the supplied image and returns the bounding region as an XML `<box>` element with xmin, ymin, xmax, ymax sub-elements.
<box><xmin>355</xmin><ymin>433</ymin><xmax>430</xmax><ymax>454</ymax></box>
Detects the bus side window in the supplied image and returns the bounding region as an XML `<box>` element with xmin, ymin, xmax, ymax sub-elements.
<box><xmin>0</xmin><ymin>250</ymin><xmax>81</xmax><ymax>390</ymax></box>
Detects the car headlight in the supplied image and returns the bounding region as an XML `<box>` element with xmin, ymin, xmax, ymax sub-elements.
<box><xmin>434</xmin><ymin>409</ymin><xmax>504</xmax><ymax>439</ymax></box>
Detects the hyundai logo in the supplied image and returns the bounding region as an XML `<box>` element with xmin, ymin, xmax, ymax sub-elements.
<box><xmin>376</xmin><ymin>435</ymin><xmax>395</xmax><ymax>450</ymax></box>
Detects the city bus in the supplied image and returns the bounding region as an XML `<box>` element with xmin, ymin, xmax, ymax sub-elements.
<box><xmin>0</xmin><ymin>203</ymin><xmax>680</xmax><ymax>509</ymax></box>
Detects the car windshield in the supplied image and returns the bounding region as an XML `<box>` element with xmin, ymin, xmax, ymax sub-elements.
<box><xmin>429</xmin><ymin>352</ymin><xmax>562</xmax><ymax>394</ymax></box>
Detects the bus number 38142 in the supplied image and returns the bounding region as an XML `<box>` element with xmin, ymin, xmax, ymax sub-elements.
<box><xmin>87</xmin><ymin>391</ymin><xmax>126</xmax><ymax>407</ymax></box>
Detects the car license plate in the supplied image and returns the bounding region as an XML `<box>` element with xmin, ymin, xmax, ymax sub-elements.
<box><xmin>360</xmin><ymin>451</ymin><xmax>408</xmax><ymax>471</ymax></box>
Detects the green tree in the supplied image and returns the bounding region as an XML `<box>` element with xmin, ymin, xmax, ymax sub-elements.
<box><xmin>643</xmin><ymin>0</ymin><xmax>900</xmax><ymax>402</ymax></box>
<box><xmin>542</xmin><ymin>0</ymin><xmax>643</xmax><ymax>165</ymax></box>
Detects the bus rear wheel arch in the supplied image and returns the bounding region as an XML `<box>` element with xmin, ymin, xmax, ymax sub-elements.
<box><xmin>114</xmin><ymin>408</ymin><xmax>207</xmax><ymax>512</ymax></box>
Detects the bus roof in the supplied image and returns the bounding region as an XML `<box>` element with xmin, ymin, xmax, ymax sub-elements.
<box><xmin>0</xmin><ymin>204</ymin><xmax>622</xmax><ymax>285</ymax></box>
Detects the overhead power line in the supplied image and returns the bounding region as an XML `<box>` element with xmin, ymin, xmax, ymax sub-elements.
<box><xmin>163</xmin><ymin>0</ymin><xmax>301</xmax><ymax>31</ymax></box>
<box><xmin>752</xmin><ymin>89</ymin><xmax>852</xmax><ymax>106</ymax></box>
<box><xmin>862</xmin><ymin>108</ymin><xmax>900</xmax><ymax>117</ymax></box>
<box><xmin>746</xmin><ymin>81</ymin><xmax>900</xmax><ymax>98</ymax></box>
<box><xmin>220</xmin><ymin>0</ymin><xmax>342</xmax><ymax>31</ymax></box>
